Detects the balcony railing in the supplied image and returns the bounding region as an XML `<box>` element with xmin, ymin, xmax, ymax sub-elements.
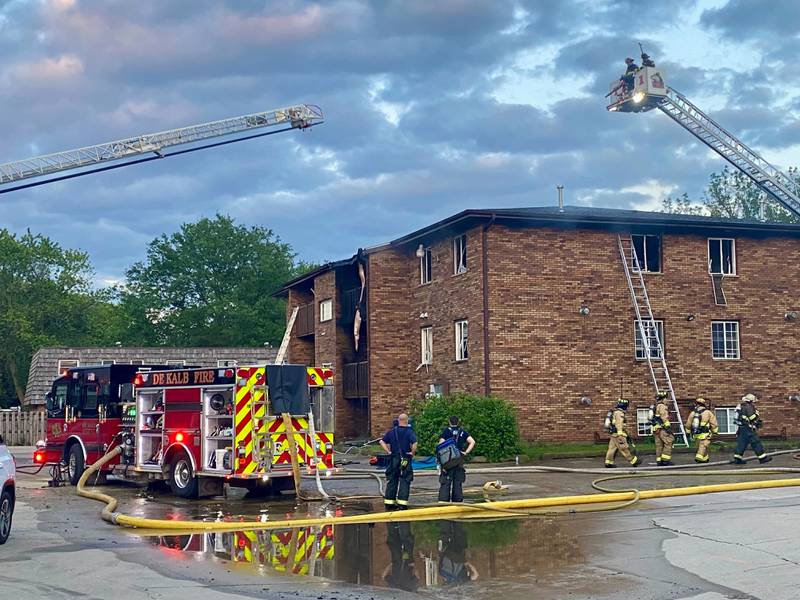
<box><xmin>343</xmin><ymin>361</ymin><xmax>369</xmax><ymax>399</ymax></box>
<box><xmin>295</xmin><ymin>303</ymin><xmax>315</xmax><ymax>337</ymax></box>
<box><xmin>340</xmin><ymin>287</ymin><xmax>362</xmax><ymax>325</ymax></box>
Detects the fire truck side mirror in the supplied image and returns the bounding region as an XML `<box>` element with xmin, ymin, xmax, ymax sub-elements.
<box><xmin>119</xmin><ymin>383</ymin><xmax>134</xmax><ymax>403</ymax></box>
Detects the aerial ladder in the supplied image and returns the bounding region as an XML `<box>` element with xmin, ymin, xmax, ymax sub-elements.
<box><xmin>607</xmin><ymin>55</ymin><xmax>800</xmax><ymax>445</ymax></box>
<box><xmin>606</xmin><ymin>62</ymin><xmax>800</xmax><ymax>218</ymax></box>
<box><xmin>0</xmin><ymin>104</ymin><xmax>323</xmax><ymax>194</ymax></box>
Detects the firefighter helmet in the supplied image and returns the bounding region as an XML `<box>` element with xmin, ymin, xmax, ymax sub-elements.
<box><xmin>695</xmin><ymin>397</ymin><xmax>707</xmax><ymax>406</ymax></box>
<box><xmin>616</xmin><ymin>398</ymin><xmax>629</xmax><ymax>410</ymax></box>
<box><xmin>655</xmin><ymin>390</ymin><xmax>668</xmax><ymax>401</ymax></box>
<box><xmin>741</xmin><ymin>393</ymin><xmax>758</xmax><ymax>403</ymax></box>
<box><xmin>209</xmin><ymin>393</ymin><xmax>226</xmax><ymax>414</ymax></box>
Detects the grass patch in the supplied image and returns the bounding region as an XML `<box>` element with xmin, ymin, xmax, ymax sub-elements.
<box><xmin>520</xmin><ymin>438</ymin><xmax>800</xmax><ymax>460</ymax></box>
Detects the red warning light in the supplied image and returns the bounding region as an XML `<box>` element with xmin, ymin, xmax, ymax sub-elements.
<box><xmin>133</xmin><ymin>373</ymin><xmax>144</xmax><ymax>386</ymax></box>
<box><xmin>224</xmin><ymin>369</ymin><xmax>234</xmax><ymax>378</ymax></box>
<box><xmin>34</xmin><ymin>452</ymin><xmax>45</xmax><ymax>463</ymax></box>
<box><xmin>174</xmin><ymin>432</ymin><xmax>185</xmax><ymax>442</ymax></box>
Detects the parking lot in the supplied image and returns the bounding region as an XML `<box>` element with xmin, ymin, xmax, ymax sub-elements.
<box><xmin>2</xmin><ymin>447</ymin><xmax>799</xmax><ymax>600</ymax></box>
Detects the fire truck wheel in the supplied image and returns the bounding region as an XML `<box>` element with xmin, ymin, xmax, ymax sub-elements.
<box><xmin>67</xmin><ymin>444</ymin><xmax>85</xmax><ymax>486</ymax></box>
<box><xmin>168</xmin><ymin>452</ymin><xmax>198</xmax><ymax>499</ymax></box>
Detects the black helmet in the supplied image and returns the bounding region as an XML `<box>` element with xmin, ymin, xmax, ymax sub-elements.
<box><xmin>655</xmin><ymin>390</ymin><xmax>668</xmax><ymax>402</ymax></box>
<box><xmin>209</xmin><ymin>393</ymin><xmax>226</xmax><ymax>414</ymax></box>
<box><xmin>616</xmin><ymin>398</ymin><xmax>630</xmax><ymax>410</ymax></box>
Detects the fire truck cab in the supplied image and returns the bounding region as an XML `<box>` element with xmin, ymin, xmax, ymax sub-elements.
<box><xmin>124</xmin><ymin>363</ymin><xmax>335</xmax><ymax>498</ymax></box>
<box><xmin>38</xmin><ymin>364</ymin><xmax>170</xmax><ymax>485</ymax></box>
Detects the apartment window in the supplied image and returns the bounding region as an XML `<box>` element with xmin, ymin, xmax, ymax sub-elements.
<box><xmin>455</xmin><ymin>320</ymin><xmax>469</xmax><ymax>361</ymax></box>
<box><xmin>631</xmin><ymin>234</ymin><xmax>661</xmax><ymax>272</ymax></box>
<box><xmin>166</xmin><ymin>360</ymin><xmax>186</xmax><ymax>366</ymax></box>
<box><xmin>217</xmin><ymin>360</ymin><xmax>236</xmax><ymax>367</ymax></box>
<box><xmin>320</xmin><ymin>298</ymin><xmax>333</xmax><ymax>322</ymax></box>
<box><xmin>712</xmin><ymin>321</ymin><xmax>740</xmax><ymax>359</ymax></box>
<box><xmin>321</xmin><ymin>362</ymin><xmax>333</xmax><ymax>369</ymax></box>
<box><xmin>421</xmin><ymin>326</ymin><xmax>433</xmax><ymax>365</ymax></box>
<box><xmin>130</xmin><ymin>360</ymin><xmax>144</xmax><ymax>365</ymax></box>
<box><xmin>636</xmin><ymin>408</ymin><xmax>653</xmax><ymax>436</ymax></box>
<box><xmin>100</xmin><ymin>359</ymin><xmax>116</xmax><ymax>365</ymax></box>
<box><xmin>634</xmin><ymin>320</ymin><xmax>664</xmax><ymax>360</ymax></box>
<box><xmin>425</xmin><ymin>383</ymin><xmax>444</xmax><ymax>398</ymax></box>
<box><xmin>453</xmin><ymin>234</ymin><xmax>467</xmax><ymax>275</ymax></box>
<box><xmin>420</xmin><ymin>246</ymin><xmax>432</xmax><ymax>285</ymax></box>
<box><xmin>708</xmin><ymin>238</ymin><xmax>736</xmax><ymax>275</ymax></box>
<box><xmin>715</xmin><ymin>407</ymin><xmax>737</xmax><ymax>435</ymax></box>
<box><xmin>57</xmin><ymin>359</ymin><xmax>79</xmax><ymax>374</ymax></box>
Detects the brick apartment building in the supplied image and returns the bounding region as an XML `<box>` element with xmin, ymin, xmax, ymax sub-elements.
<box><xmin>276</xmin><ymin>206</ymin><xmax>800</xmax><ymax>443</ymax></box>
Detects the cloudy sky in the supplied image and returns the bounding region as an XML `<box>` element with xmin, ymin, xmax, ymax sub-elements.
<box><xmin>1</xmin><ymin>0</ymin><xmax>798</xmax><ymax>283</ymax></box>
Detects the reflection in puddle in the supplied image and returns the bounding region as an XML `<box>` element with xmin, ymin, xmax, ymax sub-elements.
<box><xmin>146</xmin><ymin>517</ymin><xmax>584</xmax><ymax>592</ymax></box>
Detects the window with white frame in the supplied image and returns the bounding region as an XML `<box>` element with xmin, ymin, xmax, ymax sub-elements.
<box><xmin>636</xmin><ymin>408</ymin><xmax>652</xmax><ymax>436</ymax></box>
<box><xmin>57</xmin><ymin>359</ymin><xmax>79</xmax><ymax>374</ymax></box>
<box><xmin>455</xmin><ymin>320</ymin><xmax>469</xmax><ymax>361</ymax></box>
<box><xmin>217</xmin><ymin>360</ymin><xmax>236</xmax><ymax>367</ymax></box>
<box><xmin>712</xmin><ymin>321</ymin><xmax>740</xmax><ymax>359</ymax></box>
<box><xmin>708</xmin><ymin>238</ymin><xmax>736</xmax><ymax>275</ymax></box>
<box><xmin>421</xmin><ymin>327</ymin><xmax>433</xmax><ymax>365</ymax></box>
<box><xmin>453</xmin><ymin>234</ymin><xmax>467</xmax><ymax>275</ymax></box>
<box><xmin>321</xmin><ymin>362</ymin><xmax>333</xmax><ymax>369</ymax></box>
<box><xmin>631</xmin><ymin>234</ymin><xmax>661</xmax><ymax>273</ymax></box>
<box><xmin>100</xmin><ymin>359</ymin><xmax>116</xmax><ymax>365</ymax></box>
<box><xmin>420</xmin><ymin>246</ymin><xmax>432</xmax><ymax>284</ymax></box>
<box><xmin>714</xmin><ymin>407</ymin><xmax>737</xmax><ymax>435</ymax></box>
<box><xmin>634</xmin><ymin>320</ymin><xmax>664</xmax><ymax>360</ymax></box>
<box><xmin>130</xmin><ymin>359</ymin><xmax>144</xmax><ymax>365</ymax></box>
<box><xmin>166</xmin><ymin>360</ymin><xmax>186</xmax><ymax>366</ymax></box>
<box><xmin>320</xmin><ymin>298</ymin><xmax>333</xmax><ymax>322</ymax></box>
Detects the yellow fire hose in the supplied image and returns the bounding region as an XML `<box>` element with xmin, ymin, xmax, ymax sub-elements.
<box><xmin>77</xmin><ymin>445</ymin><xmax>800</xmax><ymax>535</ymax></box>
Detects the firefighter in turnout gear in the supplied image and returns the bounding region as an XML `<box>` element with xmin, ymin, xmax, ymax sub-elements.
<box><xmin>685</xmin><ymin>397</ymin><xmax>718</xmax><ymax>463</ymax></box>
<box><xmin>733</xmin><ymin>393</ymin><xmax>772</xmax><ymax>464</ymax></box>
<box><xmin>651</xmin><ymin>390</ymin><xmax>674</xmax><ymax>466</ymax></box>
<box><xmin>380</xmin><ymin>413</ymin><xmax>418</xmax><ymax>509</ymax></box>
<box><xmin>604</xmin><ymin>398</ymin><xmax>640</xmax><ymax>468</ymax></box>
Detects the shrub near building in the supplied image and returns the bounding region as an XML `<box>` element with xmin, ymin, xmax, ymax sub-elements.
<box><xmin>410</xmin><ymin>393</ymin><xmax>521</xmax><ymax>462</ymax></box>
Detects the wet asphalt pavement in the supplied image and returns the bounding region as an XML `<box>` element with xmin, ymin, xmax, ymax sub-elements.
<box><xmin>3</xmin><ymin>449</ymin><xmax>800</xmax><ymax>600</ymax></box>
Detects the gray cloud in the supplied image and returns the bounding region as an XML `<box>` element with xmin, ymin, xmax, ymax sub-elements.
<box><xmin>0</xmin><ymin>0</ymin><xmax>794</xmax><ymax>283</ymax></box>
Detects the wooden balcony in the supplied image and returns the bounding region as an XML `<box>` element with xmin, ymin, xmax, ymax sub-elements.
<box><xmin>343</xmin><ymin>361</ymin><xmax>369</xmax><ymax>399</ymax></box>
<box><xmin>295</xmin><ymin>303</ymin><xmax>315</xmax><ymax>337</ymax></box>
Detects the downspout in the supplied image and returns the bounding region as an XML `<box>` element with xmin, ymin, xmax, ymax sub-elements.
<box><xmin>481</xmin><ymin>214</ymin><xmax>496</xmax><ymax>396</ymax></box>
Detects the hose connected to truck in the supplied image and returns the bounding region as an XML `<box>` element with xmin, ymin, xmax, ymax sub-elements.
<box><xmin>77</xmin><ymin>444</ymin><xmax>800</xmax><ymax>534</ymax></box>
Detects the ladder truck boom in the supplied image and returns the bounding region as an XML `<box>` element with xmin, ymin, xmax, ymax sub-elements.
<box><xmin>0</xmin><ymin>103</ymin><xmax>323</xmax><ymax>189</ymax></box>
<box><xmin>607</xmin><ymin>65</ymin><xmax>800</xmax><ymax>218</ymax></box>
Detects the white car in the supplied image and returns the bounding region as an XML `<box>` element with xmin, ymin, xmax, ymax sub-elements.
<box><xmin>0</xmin><ymin>435</ymin><xmax>16</xmax><ymax>544</ymax></box>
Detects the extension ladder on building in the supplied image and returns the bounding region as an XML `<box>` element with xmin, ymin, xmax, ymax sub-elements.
<box><xmin>274</xmin><ymin>306</ymin><xmax>299</xmax><ymax>365</ymax></box>
<box><xmin>659</xmin><ymin>88</ymin><xmax>800</xmax><ymax>218</ymax></box>
<box><xmin>617</xmin><ymin>235</ymin><xmax>690</xmax><ymax>447</ymax></box>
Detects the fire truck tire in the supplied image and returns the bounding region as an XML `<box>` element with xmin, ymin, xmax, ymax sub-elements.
<box><xmin>168</xmin><ymin>452</ymin><xmax>198</xmax><ymax>499</ymax></box>
<box><xmin>67</xmin><ymin>444</ymin><xmax>86</xmax><ymax>486</ymax></box>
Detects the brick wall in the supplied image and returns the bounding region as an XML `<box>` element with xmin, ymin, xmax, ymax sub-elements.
<box><xmin>487</xmin><ymin>225</ymin><xmax>800</xmax><ymax>441</ymax></box>
<box><xmin>367</xmin><ymin>227</ymin><xmax>488</xmax><ymax>437</ymax></box>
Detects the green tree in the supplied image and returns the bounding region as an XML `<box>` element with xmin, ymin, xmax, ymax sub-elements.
<box><xmin>121</xmin><ymin>215</ymin><xmax>307</xmax><ymax>347</ymax></box>
<box><xmin>662</xmin><ymin>167</ymin><xmax>800</xmax><ymax>223</ymax></box>
<box><xmin>0</xmin><ymin>229</ymin><xmax>106</xmax><ymax>406</ymax></box>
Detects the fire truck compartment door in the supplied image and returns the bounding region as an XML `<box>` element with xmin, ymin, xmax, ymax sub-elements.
<box><xmin>266</xmin><ymin>365</ymin><xmax>310</xmax><ymax>415</ymax></box>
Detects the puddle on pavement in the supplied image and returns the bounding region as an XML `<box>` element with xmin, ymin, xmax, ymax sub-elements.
<box><xmin>140</xmin><ymin>514</ymin><xmax>585</xmax><ymax>594</ymax></box>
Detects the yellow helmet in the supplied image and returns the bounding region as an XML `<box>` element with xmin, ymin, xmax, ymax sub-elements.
<box><xmin>695</xmin><ymin>397</ymin><xmax>707</xmax><ymax>406</ymax></box>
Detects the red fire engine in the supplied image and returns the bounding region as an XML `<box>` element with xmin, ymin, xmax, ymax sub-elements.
<box><xmin>37</xmin><ymin>364</ymin><xmax>165</xmax><ymax>485</ymax></box>
<box><xmin>37</xmin><ymin>363</ymin><xmax>335</xmax><ymax>497</ymax></box>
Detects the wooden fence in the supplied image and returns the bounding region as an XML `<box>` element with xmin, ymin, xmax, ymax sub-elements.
<box><xmin>0</xmin><ymin>411</ymin><xmax>46</xmax><ymax>446</ymax></box>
